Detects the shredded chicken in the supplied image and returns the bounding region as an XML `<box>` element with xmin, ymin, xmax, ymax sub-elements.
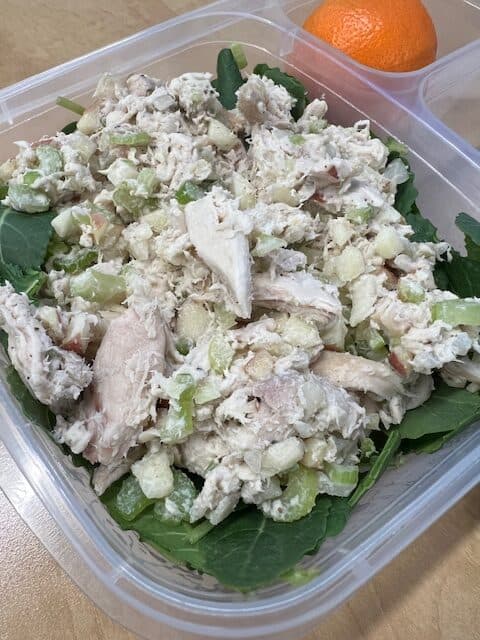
<box><xmin>0</xmin><ymin>284</ymin><xmax>92</xmax><ymax>412</ymax></box>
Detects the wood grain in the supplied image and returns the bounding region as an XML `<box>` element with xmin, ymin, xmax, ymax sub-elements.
<box><xmin>0</xmin><ymin>2</ymin><xmax>478</xmax><ymax>639</ymax></box>
<box><xmin>0</xmin><ymin>484</ymin><xmax>478</xmax><ymax>640</ymax></box>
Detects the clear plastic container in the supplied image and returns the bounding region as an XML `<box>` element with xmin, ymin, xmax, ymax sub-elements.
<box><xmin>0</xmin><ymin>1</ymin><xmax>479</xmax><ymax>638</ymax></box>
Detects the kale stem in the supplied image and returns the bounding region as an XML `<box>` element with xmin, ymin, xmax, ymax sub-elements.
<box><xmin>56</xmin><ymin>96</ymin><xmax>85</xmax><ymax>116</ymax></box>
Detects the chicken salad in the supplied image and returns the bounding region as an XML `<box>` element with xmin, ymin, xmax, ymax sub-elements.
<box><xmin>1</xmin><ymin>46</ymin><xmax>480</xmax><ymax>589</ymax></box>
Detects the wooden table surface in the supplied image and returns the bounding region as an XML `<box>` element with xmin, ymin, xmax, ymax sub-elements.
<box><xmin>0</xmin><ymin>1</ymin><xmax>479</xmax><ymax>639</ymax></box>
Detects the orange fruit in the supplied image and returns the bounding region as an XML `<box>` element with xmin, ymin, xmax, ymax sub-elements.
<box><xmin>303</xmin><ymin>0</ymin><xmax>437</xmax><ymax>72</ymax></box>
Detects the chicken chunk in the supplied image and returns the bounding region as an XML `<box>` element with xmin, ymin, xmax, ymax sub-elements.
<box><xmin>248</xmin><ymin>120</ymin><xmax>387</xmax><ymax>206</ymax></box>
<box><xmin>54</xmin><ymin>307</ymin><xmax>167</xmax><ymax>465</ymax></box>
<box><xmin>36</xmin><ymin>305</ymin><xmax>100</xmax><ymax>355</ymax></box>
<box><xmin>92</xmin><ymin>447</ymin><xmax>144</xmax><ymax>495</ymax></box>
<box><xmin>441</xmin><ymin>354</ymin><xmax>480</xmax><ymax>388</ymax></box>
<box><xmin>190</xmin><ymin>463</ymin><xmax>255</xmax><ymax>524</ymax></box>
<box><xmin>167</xmin><ymin>72</ymin><xmax>220</xmax><ymax>117</ymax></box>
<box><xmin>296</xmin><ymin>99</ymin><xmax>328</xmax><ymax>133</ymax></box>
<box><xmin>236</xmin><ymin>73</ymin><xmax>294</xmax><ymax>129</ymax></box>
<box><xmin>248</xmin><ymin>201</ymin><xmax>322</xmax><ymax>244</ymax></box>
<box><xmin>217</xmin><ymin>370</ymin><xmax>367</xmax><ymax>445</ymax></box>
<box><xmin>401</xmin><ymin>324</ymin><xmax>475</xmax><ymax>375</ymax></box>
<box><xmin>253</xmin><ymin>271</ymin><xmax>342</xmax><ymax>327</ymax></box>
<box><xmin>186</xmin><ymin>369</ymin><xmax>366</xmax><ymax>523</ymax></box>
<box><xmin>185</xmin><ymin>190</ymin><xmax>252</xmax><ymax>317</ymax></box>
<box><xmin>154</xmin><ymin>132</ymin><xmax>213</xmax><ymax>191</ymax></box>
<box><xmin>0</xmin><ymin>284</ymin><xmax>92</xmax><ymax>412</ymax></box>
<box><xmin>311</xmin><ymin>351</ymin><xmax>403</xmax><ymax>400</ymax></box>
<box><xmin>298</xmin><ymin>372</ymin><xmax>367</xmax><ymax>439</ymax></box>
<box><xmin>177</xmin><ymin>431</ymin><xmax>229</xmax><ymax>476</ymax></box>
<box><xmin>404</xmin><ymin>374</ymin><xmax>434</xmax><ymax>410</ymax></box>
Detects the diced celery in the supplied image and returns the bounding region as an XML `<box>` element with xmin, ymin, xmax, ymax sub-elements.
<box><xmin>46</xmin><ymin>234</ymin><xmax>69</xmax><ymax>261</ymax></box>
<box><xmin>36</xmin><ymin>145</ymin><xmax>63</xmax><ymax>174</ymax></box>
<box><xmin>282</xmin><ymin>316</ymin><xmax>321</xmax><ymax>349</ymax></box>
<box><xmin>8</xmin><ymin>183</ymin><xmax>50</xmax><ymax>213</ymax></box>
<box><xmin>244</xmin><ymin>349</ymin><xmax>274</xmax><ymax>380</ymax></box>
<box><xmin>374</xmin><ymin>228</ymin><xmax>404</xmax><ymax>259</ymax></box>
<box><xmin>354</xmin><ymin>323</ymin><xmax>386</xmax><ymax>360</ymax></box>
<box><xmin>308</xmin><ymin>121</ymin><xmax>326</xmax><ymax>133</ymax></box>
<box><xmin>230</xmin><ymin>42</ymin><xmax>248</xmax><ymax>69</ymax></box>
<box><xmin>52</xmin><ymin>248</ymin><xmax>98</xmax><ymax>274</ymax></box>
<box><xmin>346</xmin><ymin>205</ymin><xmax>374</xmax><ymax>225</ymax></box>
<box><xmin>73</xmin><ymin>208</ymin><xmax>92</xmax><ymax>225</ymax></box>
<box><xmin>56</xmin><ymin>96</ymin><xmax>85</xmax><ymax>116</ymax></box>
<box><xmin>298</xmin><ymin>244</ymin><xmax>321</xmax><ymax>267</ymax></box>
<box><xmin>153</xmin><ymin>469</ymin><xmax>198</xmax><ymax>524</ymax></box>
<box><xmin>109</xmin><ymin>131</ymin><xmax>152</xmax><ymax>146</ymax></box>
<box><xmin>261</xmin><ymin>438</ymin><xmax>304</xmax><ymax>476</ymax></box>
<box><xmin>160</xmin><ymin>374</ymin><xmax>196</xmax><ymax>444</ymax></box>
<box><xmin>317</xmin><ymin>472</ymin><xmax>347</xmax><ymax>496</ymax></box>
<box><xmin>70</xmin><ymin>269</ymin><xmax>126</xmax><ymax>304</ymax></box>
<box><xmin>115</xmin><ymin>475</ymin><xmax>154</xmax><ymax>521</ymax></box>
<box><xmin>360</xmin><ymin>437</ymin><xmax>376</xmax><ymax>460</ymax></box>
<box><xmin>177</xmin><ymin>300</ymin><xmax>211</xmax><ymax>342</ymax></box>
<box><xmin>175</xmin><ymin>337</ymin><xmax>192</xmax><ymax>356</ymax></box>
<box><xmin>162</xmin><ymin>372</ymin><xmax>195</xmax><ymax>401</ymax></box>
<box><xmin>302</xmin><ymin>437</ymin><xmax>330</xmax><ymax>469</ymax></box>
<box><xmin>186</xmin><ymin>519</ymin><xmax>215</xmax><ymax>544</ymax></box>
<box><xmin>0</xmin><ymin>159</ymin><xmax>15</xmax><ymax>184</ymax></box>
<box><xmin>369</xmin><ymin>330</ymin><xmax>386</xmax><ymax>352</ymax></box>
<box><xmin>320</xmin><ymin>316</ymin><xmax>347</xmax><ymax>351</ymax></box>
<box><xmin>207</xmin><ymin>119</ymin><xmax>238</xmax><ymax>151</ymax></box>
<box><xmin>335</xmin><ymin>246</ymin><xmax>365</xmax><ymax>282</ymax></box>
<box><xmin>90</xmin><ymin>212</ymin><xmax>118</xmax><ymax>245</ymax></box>
<box><xmin>398</xmin><ymin>279</ymin><xmax>425</xmax><ymax>303</ymax></box>
<box><xmin>325</xmin><ymin>462</ymin><xmax>359</xmax><ymax>486</ymax></box>
<box><xmin>431</xmin><ymin>299</ymin><xmax>480</xmax><ymax>326</ymax></box>
<box><xmin>23</xmin><ymin>171</ymin><xmax>42</xmax><ymax>187</ymax></box>
<box><xmin>213</xmin><ymin>303</ymin><xmax>236</xmax><ymax>329</ymax></box>
<box><xmin>267</xmin><ymin>465</ymin><xmax>319</xmax><ymax>523</ymax></box>
<box><xmin>113</xmin><ymin>182</ymin><xmax>154</xmax><ymax>217</ymax></box>
<box><xmin>366</xmin><ymin>414</ymin><xmax>380</xmax><ymax>430</ymax></box>
<box><xmin>175</xmin><ymin>181</ymin><xmax>205</xmax><ymax>205</ymax></box>
<box><xmin>252</xmin><ymin>233</ymin><xmax>286</xmax><ymax>257</ymax></box>
<box><xmin>282</xmin><ymin>568</ymin><xmax>319</xmax><ymax>587</ymax></box>
<box><xmin>230</xmin><ymin>173</ymin><xmax>255</xmax><ymax>210</ymax></box>
<box><xmin>141</xmin><ymin>209</ymin><xmax>169</xmax><ymax>232</ymax></box>
<box><xmin>208</xmin><ymin>334</ymin><xmax>235</xmax><ymax>374</ymax></box>
<box><xmin>105</xmin><ymin>158</ymin><xmax>138</xmax><ymax>186</ymax></box>
<box><xmin>137</xmin><ymin>168</ymin><xmax>158</xmax><ymax>196</ymax></box>
<box><xmin>270</xmin><ymin>184</ymin><xmax>300</xmax><ymax>207</ymax></box>
<box><xmin>383</xmin><ymin>158</ymin><xmax>409</xmax><ymax>185</ymax></box>
<box><xmin>51</xmin><ymin>208</ymin><xmax>83</xmax><ymax>239</ymax></box>
<box><xmin>328</xmin><ymin>218</ymin><xmax>354</xmax><ymax>247</ymax></box>
<box><xmin>385</xmin><ymin>136</ymin><xmax>408</xmax><ymax>157</ymax></box>
<box><xmin>131</xmin><ymin>449</ymin><xmax>174</xmax><ymax>499</ymax></box>
<box><xmin>318</xmin><ymin>464</ymin><xmax>356</xmax><ymax>498</ymax></box>
<box><xmin>77</xmin><ymin>107</ymin><xmax>102</xmax><ymax>135</ymax></box>
<box><xmin>68</xmin><ymin>131</ymin><xmax>97</xmax><ymax>161</ymax></box>
<box><xmin>289</xmin><ymin>134</ymin><xmax>306</xmax><ymax>145</ymax></box>
<box><xmin>194</xmin><ymin>378</ymin><xmax>222</xmax><ymax>404</ymax></box>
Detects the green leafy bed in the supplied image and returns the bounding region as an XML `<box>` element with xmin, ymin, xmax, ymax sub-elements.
<box><xmin>1</xmin><ymin>53</ymin><xmax>480</xmax><ymax>591</ymax></box>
